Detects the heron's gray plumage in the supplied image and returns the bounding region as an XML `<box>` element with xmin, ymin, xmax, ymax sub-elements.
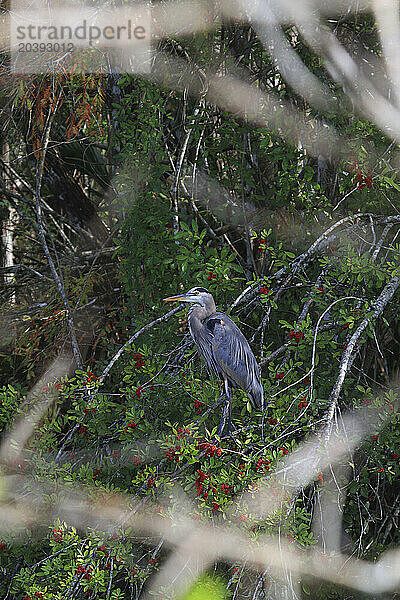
<box><xmin>210</xmin><ymin>316</ymin><xmax>264</xmax><ymax>409</ymax></box>
<box><xmin>165</xmin><ymin>287</ymin><xmax>265</xmax><ymax>411</ymax></box>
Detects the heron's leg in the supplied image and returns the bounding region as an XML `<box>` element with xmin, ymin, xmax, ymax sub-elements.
<box><xmin>217</xmin><ymin>379</ymin><xmax>232</xmax><ymax>437</ymax></box>
<box><xmin>225</xmin><ymin>380</ymin><xmax>232</xmax><ymax>434</ymax></box>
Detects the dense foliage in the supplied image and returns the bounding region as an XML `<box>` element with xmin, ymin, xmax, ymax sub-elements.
<box><xmin>0</xmin><ymin>7</ymin><xmax>399</xmax><ymax>600</ymax></box>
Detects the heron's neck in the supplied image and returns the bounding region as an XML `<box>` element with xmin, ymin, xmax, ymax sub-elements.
<box><xmin>188</xmin><ymin>301</ymin><xmax>216</xmax><ymax>324</ymax></box>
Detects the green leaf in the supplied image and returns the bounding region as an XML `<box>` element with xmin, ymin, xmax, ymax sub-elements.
<box><xmin>181</xmin><ymin>575</ymin><xmax>227</xmax><ymax>600</ymax></box>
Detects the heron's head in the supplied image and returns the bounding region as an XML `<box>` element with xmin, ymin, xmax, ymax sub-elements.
<box><xmin>163</xmin><ymin>287</ymin><xmax>213</xmax><ymax>307</ymax></box>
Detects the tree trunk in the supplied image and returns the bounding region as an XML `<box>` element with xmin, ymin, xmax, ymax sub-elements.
<box><xmin>1</xmin><ymin>140</ymin><xmax>17</xmax><ymax>304</ymax></box>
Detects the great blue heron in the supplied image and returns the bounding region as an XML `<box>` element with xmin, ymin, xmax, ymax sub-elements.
<box><xmin>164</xmin><ymin>287</ymin><xmax>265</xmax><ymax>435</ymax></box>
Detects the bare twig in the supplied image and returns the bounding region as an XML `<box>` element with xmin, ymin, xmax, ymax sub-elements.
<box><xmin>34</xmin><ymin>100</ymin><xmax>83</xmax><ymax>368</ymax></box>
<box><xmin>325</xmin><ymin>273</ymin><xmax>400</xmax><ymax>439</ymax></box>
<box><xmin>99</xmin><ymin>305</ymin><xmax>182</xmax><ymax>384</ymax></box>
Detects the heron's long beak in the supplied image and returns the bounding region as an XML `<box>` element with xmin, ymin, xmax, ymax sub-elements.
<box><xmin>163</xmin><ymin>294</ymin><xmax>189</xmax><ymax>302</ymax></box>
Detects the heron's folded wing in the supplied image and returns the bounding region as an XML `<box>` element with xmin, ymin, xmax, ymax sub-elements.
<box><xmin>192</xmin><ymin>318</ymin><xmax>221</xmax><ymax>378</ymax></box>
<box><xmin>210</xmin><ymin>315</ymin><xmax>264</xmax><ymax>408</ymax></box>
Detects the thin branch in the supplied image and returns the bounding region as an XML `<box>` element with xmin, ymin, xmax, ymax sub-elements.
<box><xmin>98</xmin><ymin>305</ymin><xmax>182</xmax><ymax>384</ymax></box>
<box><xmin>34</xmin><ymin>100</ymin><xmax>83</xmax><ymax>368</ymax></box>
<box><xmin>371</xmin><ymin>222</ymin><xmax>394</xmax><ymax>263</ymax></box>
<box><xmin>325</xmin><ymin>273</ymin><xmax>400</xmax><ymax>439</ymax></box>
<box><xmin>233</xmin><ymin>214</ymin><xmax>400</xmax><ymax>310</ymax></box>
<box><xmin>260</xmin><ymin>321</ymin><xmax>342</xmax><ymax>368</ymax></box>
<box><xmin>106</xmin><ymin>558</ymin><xmax>114</xmax><ymax>600</ymax></box>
